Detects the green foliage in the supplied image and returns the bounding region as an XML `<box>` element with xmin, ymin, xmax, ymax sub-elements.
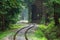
<box><xmin>34</xmin><ymin>21</ymin><xmax>60</xmax><ymax>40</ymax></box>
<box><xmin>33</xmin><ymin>25</ymin><xmax>47</xmax><ymax>40</ymax></box>
<box><xmin>0</xmin><ymin>30</ymin><xmax>14</xmax><ymax>39</ymax></box>
<box><xmin>0</xmin><ymin>23</ymin><xmax>25</xmax><ymax>40</ymax></box>
<box><xmin>0</xmin><ymin>0</ymin><xmax>24</xmax><ymax>30</ymax></box>
<box><xmin>10</xmin><ymin>24</ymin><xmax>25</xmax><ymax>29</ymax></box>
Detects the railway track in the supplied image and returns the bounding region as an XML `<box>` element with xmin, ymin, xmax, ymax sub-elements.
<box><xmin>13</xmin><ymin>23</ymin><xmax>37</xmax><ymax>40</ymax></box>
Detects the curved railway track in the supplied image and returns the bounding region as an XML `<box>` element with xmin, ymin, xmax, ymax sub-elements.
<box><xmin>13</xmin><ymin>23</ymin><xmax>36</xmax><ymax>40</ymax></box>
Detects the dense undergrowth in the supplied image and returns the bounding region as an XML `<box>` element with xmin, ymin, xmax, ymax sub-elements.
<box><xmin>32</xmin><ymin>21</ymin><xmax>60</xmax><ymax>40</ymax></box>
<box><xmin>0</xmin><ymin>22</ymin><xmax>60</xmax><ymax>40</ymax></box>
<box><xmin>0</xmin><ymin>24</ymin><xmax>25</xmax><ymax>40</ymax></box>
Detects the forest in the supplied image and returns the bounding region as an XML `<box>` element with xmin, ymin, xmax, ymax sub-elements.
<box><xmin>0</xmin><ymin>0</ymin><xmax>60</xmax><ymax>40</ymax></box>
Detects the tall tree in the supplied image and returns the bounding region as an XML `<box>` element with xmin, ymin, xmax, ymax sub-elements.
<box><xmin>53</xmin><ymin>1</ymin><xmax>60</xmax><ymax>26</ymax></box>
<box><xmin>0</xmin><ymin>0</ymin><xmax>23</xmax><ymax>31</ymax></box>
<box><xmin>31</xmin><ymin>0</ymin><xmax>44</xmax><ymax>23</ymax></box>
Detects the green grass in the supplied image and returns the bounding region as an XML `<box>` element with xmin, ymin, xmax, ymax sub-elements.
<box><xmin>0</xmin><ymin>24</ymin><xmax>25</xmax><ymax>40</ymax></box>
<box><xmin>0</xmin><ymin>30</ymin><xmax>14</xmax><ymax>40</ymax></box>
<box><xmin>10</xmin><ymin>24</ymin><xmax>26</xmax><ymax>29</ymax></box>
<box><xmin>27</xmin><ymin>29</ymin><xmax>47</xmax><ymax>40</ymax></box>
<box><xmin>0</xmin><ymin>22</ymin><xmax>58</xmax><ymax>40</ymax></box>
<box><xmin>29</xmin><ymin>36</ymin><xmax>47</xmax><ymax>40</ymax></box>
<box><xmin>31</xmin><ymin>37</ymin><xmax>47</xmax><ymax>40</ymax></box>
<box><xmin>25</xmin><ymin>24</ymin><xmax>48</xmax><ymax>40</ymax></box>
<box><xmin>30</xmin><ymin>21</ymin><xmax>60</xmax><ymax>40</ymax></box>
<box><xmin>33</xmin><ymin>25</ymin><xmax>47</xmax><ymax>40</ymax></box>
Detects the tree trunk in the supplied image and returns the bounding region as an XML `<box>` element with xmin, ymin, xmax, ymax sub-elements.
<box><xmin>45</xmin><ymin>13</ymin><xmax>49</xmax><ymax>25</ymax></box>
<box><xmin>0</xmin><ymin>14</ymin><xmax>6</xmax><ymax>31</ymax></box>
<box><xmin>54</xmin><ymin>13</ymin><xmax>59</xmax><ymax>26</ymax></box>
<box><xmin>31</xmin><ymin>0</ymin><xmax>43</xmax><ymax>23</ymax></box>
<box><xmin>53</xmin><ymin>2</ymin><xmax>59</xmax><ymax>26</ymax></box>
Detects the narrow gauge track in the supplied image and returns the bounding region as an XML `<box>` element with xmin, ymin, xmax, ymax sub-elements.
<box><xmin>13</xmin><ymin>23</ymin><xmax>36</xmax><ymax>40</ymax></box>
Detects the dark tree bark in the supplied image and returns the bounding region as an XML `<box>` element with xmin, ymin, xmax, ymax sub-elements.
<box><xmin>31</xmin><ymin>4</ymin><xmax>37</xmax><ymax>23</ymax></box>
<box><xmin>45</xmin><ymin>13</ymin><xmax>50</xmax><ymax>25</ymax></box>
<box><xmin>0</xmin><ymin>14</ymin><xmax>6</xmax><ymax>31</ymax></box>
<box><xmin>31</xmin><ymin>0</ymin><xmax>43</xmax><ymax>24</ymax></box>
<box><xmin>54</xmin><ymin>13</ymin><xmax>59</xmax><ymax>26</ymax></box>
<box><xmin>53</xmin><ymin>2</ymin><xmax>59</xmax><ymax>26</ymax></box>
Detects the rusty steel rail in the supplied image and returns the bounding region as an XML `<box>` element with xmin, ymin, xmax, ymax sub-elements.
<box><xmin>13</xmin><ymin>23</ymin><xmax>35</xmax><ymax>40</ymax></box>
<box><xmin>24</xmin><ymin>24</ymin><xmax>35</xmax><ymax>40</ymax></box>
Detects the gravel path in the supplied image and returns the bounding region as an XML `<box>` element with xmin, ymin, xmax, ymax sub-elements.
<box><xmin>2</xmin><ymin>23</ymin><xmax>38</xmax><ymax>40</ymax></box>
